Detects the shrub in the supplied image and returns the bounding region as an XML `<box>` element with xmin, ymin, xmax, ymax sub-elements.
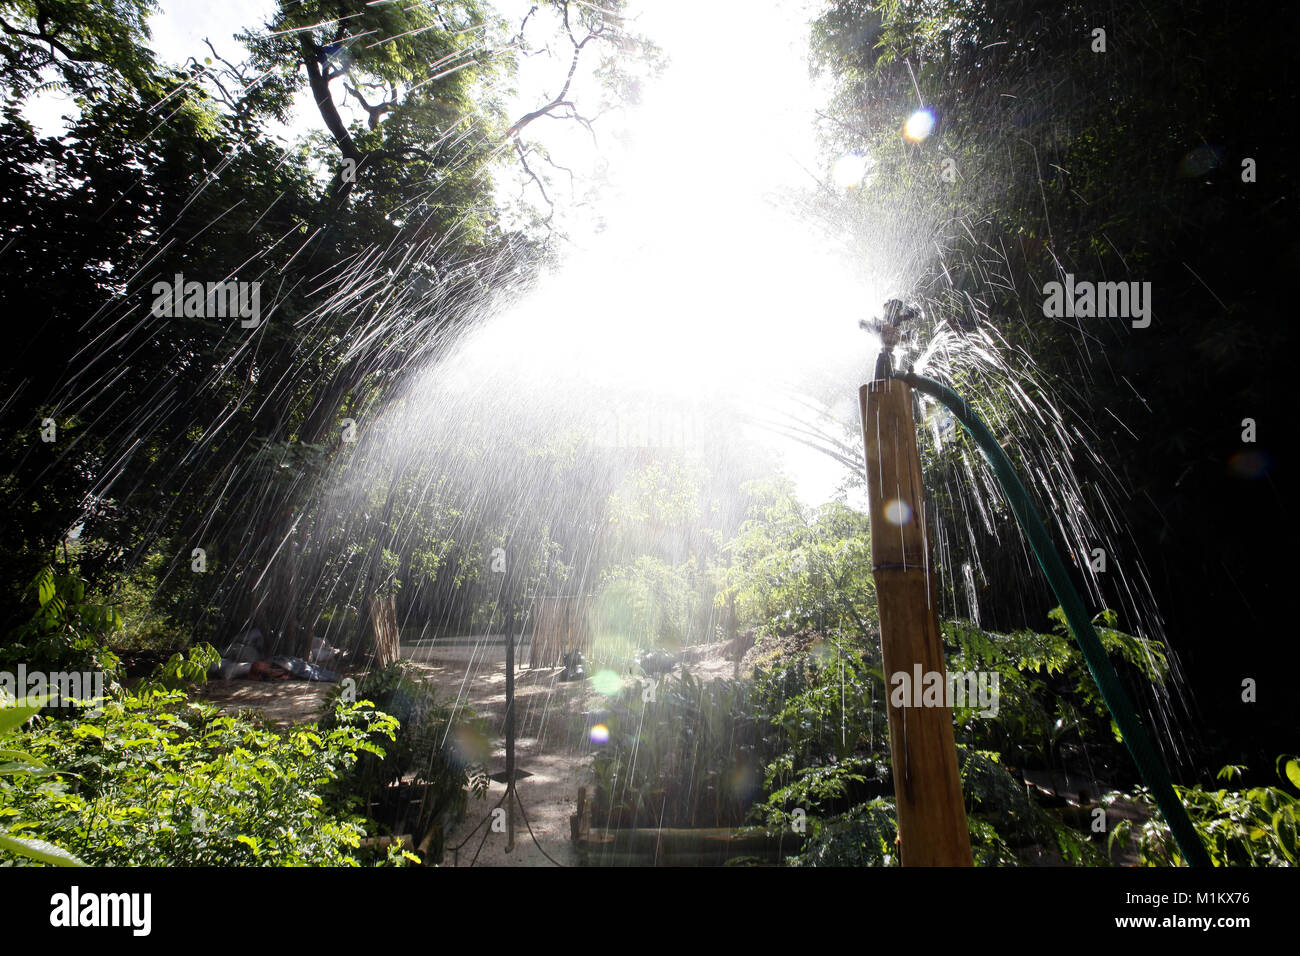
<box><xmin>591</xmin><ymin>670</ymin><xmax>767</xmax><ymax>829</ymax></box>
<box><xmin>788</xmin><ymin>798</ymin><xmax>899</xmax><ymax>867</ymax></box>
<box><xmin>1</xmin><ymin>688</ymin><xmax>396</xmax><ymax>866</ymax></box>
<box><xmin>1108</xmin><ymin>758</ymin><xmax>1300</xmax><ymax>867</ymax></box>
<box><xmin>0</xmin><ymin>694</ymin><xmax>85</xmax><ymax>866</ymax></box>
<box><xmin>321</xmin><ymin>662</ymin><xmax>490</xmax><ymax>835</ymax></box>
<box><xmin>2</xmin><ymin>566</ymin><xmax>122</xmax><ymax>681</ymax></box>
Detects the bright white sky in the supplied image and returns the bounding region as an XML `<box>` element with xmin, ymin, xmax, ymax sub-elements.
<box><xmin>24</xmin><ymin>0</ymin><xmax>835</xmax><ymax>208</ymax></box>
<box><xmin>23</xmin><ymin>0</ymin><xmax>875</xmax><ymax>504</ymax></box>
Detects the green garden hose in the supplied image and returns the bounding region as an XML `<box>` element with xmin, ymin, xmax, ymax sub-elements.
<box><xmin>894</xmin><ymin>369</ymin><xmax>1213</xmax><ymax>868</ymax></box>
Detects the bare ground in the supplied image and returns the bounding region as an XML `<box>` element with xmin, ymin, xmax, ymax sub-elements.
<box><xmin>197</xmin><ymin>677</ymin><xmax>335</xmax><ymax>725</ymax></box>
<box><xmin>414</xmin><ymin>655</ymin><xmax>590</xmax><ymax>867</ymax></box>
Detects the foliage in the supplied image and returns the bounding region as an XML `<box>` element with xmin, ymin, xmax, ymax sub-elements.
<box><xmin>788</xmin><ymin>798</ymin><xmax>899</xmax><ymax>867</ymax></box>
<box><xmin>591</xmin><ymin>669</ymin><xmax>765</xmax><ymax>829</ymax></box>
<box><xmin>99</xmin><ymin>549</ymin><xmax>189</xmax><ymax>652</ymax></box>
<box><xmin>960</xmin><ymin>747</ymin><xmax>1101</xmax><ymax>865</ymax></box>
<box><xmin>787</xmin><ymin>747</ymin><xmax>1101</xmax><ymax>867</ymax></box>
<box><xmin>746</xmin><ymin>639</ymin><xmax>889</xmax><ymax>826</ymax></box>
<box><xmin>144</xmin><ymin>643</ymin><xmax>221</xmax><ymax>692</ymax></box>
<box><xmin>0</xmin><ymin>0</ymin><xmax>162</xmax><ymax>97</ymax></box>
<box><xmin>1</xmin><ymin>689</ymin><xmax>396</xmax><ymax>866</ymax></box>
<box><xmin>321</xmin><ymin>662</ymin><xmax>490</xmax><ymax>828</ymax></box>
<box><xmin>589</xmin><ymin>648</ymin><xmax>888</xmax><ymax>832</ymax></box>
<box><xmin>594</xmin><ymin>556</ymin><xmax>713</xmax><ymax>651</ymax></box>
<box><xmin>2</xmin><ymin>566</ymin><xmax>122</xmax><ymax>682</ymax></box>
<box><xmin>945</xmin><ymin>608</ymin><xmax>1169</xmax><ymax>767</ymax></box>
<box><xmin>592</xmin><ymin>456</ymin><xmax>734</xmax><ymax>653</ymax></box>
<box><xmin>808</xmin><ymin>0</ymin><xmax>1297</xmax><ymax>770</ymax></box>
<box><xmin>0</xmin><ymin>694</ymin><xmax>85</xmax><ymax>866</ymax></box>
<box><xmin>721</xmin><ymin>479</ymin><xmax>876</xmax><ymax>638</ymax></box>
<box><xmin>1108</xmin><ymin>758</ymin><xmax>1300</xmax><ymax>867</ymax></box>
<box><xmin>587</xmin><ymin>611</ymin><xmax>1141</xmax><ymax>864</ymax></box>
<box><xmin>0</xmin><ymin>0</ymin><xmax>652</xmax><ymax>661</ymax></box>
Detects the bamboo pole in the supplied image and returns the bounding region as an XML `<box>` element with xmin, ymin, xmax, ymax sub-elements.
<box><xmin>860</xmin><ymin>379</ymin><xmax>972</xmax><ymax>866</ymax></box>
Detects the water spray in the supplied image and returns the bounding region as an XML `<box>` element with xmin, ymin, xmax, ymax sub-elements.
<box><xmin>859</xmin><ymin>300</ymin><xmax>1212</xmax><ymax>867</ymax></box>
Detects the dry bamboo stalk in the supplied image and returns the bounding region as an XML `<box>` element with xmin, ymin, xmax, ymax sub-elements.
<box><xmin>860</xmin><ymin>379</ymin><xmax>972</xmax><ymax>866</ymax></box>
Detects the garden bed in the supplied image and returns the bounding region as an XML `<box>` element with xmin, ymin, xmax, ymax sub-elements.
<box><xmin>575</xmin><ymin>825</ymin><xmax>803</xmax><ymax>866</ymax></box>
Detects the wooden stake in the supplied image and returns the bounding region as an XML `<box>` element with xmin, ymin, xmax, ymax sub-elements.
<box><xmin>860</xmin><ymin>380</ymin><xmax>972</xmax><ymax>866</ymax></box>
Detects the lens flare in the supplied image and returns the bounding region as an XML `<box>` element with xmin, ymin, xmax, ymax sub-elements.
<box><xmin>884</xmin><ymin>498</ymin><xmax>913</xmax><ymax>525</ymax></box>
<box><xmin>591</xmin><ymin>669</ymin><xmax>622</xmax><ymax>696</ymax></box>
<box><xmin>903</xmin><ymin>108</ymin><xmax>935</xmax><ymax>142</ymax></box>
<box><xmin>589</xmin><ymin>723</ymin><xmax>610</xmax><ymax>744</ymax></box>
<box><xmin>1227</xmin><ymin>449</ymin><xmax>1271</xmax><ymax>479</ymax></box>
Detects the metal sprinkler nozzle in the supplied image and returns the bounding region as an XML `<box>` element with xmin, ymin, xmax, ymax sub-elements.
<box><xmin>860</xmin><ymin>298</ymin><xmax>920</xmax><ymax>379</ymax></box>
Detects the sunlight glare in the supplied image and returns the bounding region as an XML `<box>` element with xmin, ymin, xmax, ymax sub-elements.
<box><xmin>903</xmin><ymin>108</ymin><xmax>935</xmax><ymax>142</ymax></box>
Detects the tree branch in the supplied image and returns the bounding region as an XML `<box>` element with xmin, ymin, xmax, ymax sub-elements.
<box><xmin>344</xmin><ymin>81</ymin><xmax>395</xmax><ymax>130</ymax></box>
<box><xmin>0</xmin><ymin>15</ymin><xmax>107</xmax><ymax>66</ymax></box>
<box><xmin>300</xmin><ymin>35</ymin><xmax>363</xmax><ymax>163</ymax></box>
<box><xmin>505</xmin><ymin>0</ymin><xmax>603</xmax><ymax>139</ymax></box>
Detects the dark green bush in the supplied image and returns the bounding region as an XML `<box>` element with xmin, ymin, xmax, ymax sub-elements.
<box><xmin>321</xmin><ymin>661</ymin><xmax>490</xmax><ymax>833</ymax></box>
<box><xmin>2</xmin><ymin>566</ymin><xmax>122</xmax><ymax>682</ymax></box>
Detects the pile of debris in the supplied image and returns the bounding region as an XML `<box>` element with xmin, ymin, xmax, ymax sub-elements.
<box><xmin>210</xmin><ymin>628</ymin><xmax>346</xmax><ymax>683</ymax></box>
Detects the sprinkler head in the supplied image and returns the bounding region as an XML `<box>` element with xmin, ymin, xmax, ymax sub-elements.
<box><xmin>861</xmin><ymin>299</ymin><xmax>920</xmax><ymax>379</ymax></box>
<box><xmin>882</xmin><ymin>298</ymin><xmax>919</xmax><ymax>328</ymax></box>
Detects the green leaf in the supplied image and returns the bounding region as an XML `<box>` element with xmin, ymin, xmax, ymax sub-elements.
<box><xmin>236</xmin><ymin>834</ymin><xmax>261</xmax><ymax>857</ymax></box>
<box><xmin>0</xmin><ymin>764</ymin><xmax>55</xmax><ymax>777</ymax></box>
<box><xmin>1284</xmin><ymin>758</ymin><xmax>1300</xmax><ymax>792</ymax></box>
<box><xmin>0</xmin><ymin>832</ymin><xmax>86</xmax><ymax>866</ymax></box>
<box><xmin>36</xmin><ymin>571</ymin><xmax>55</xmax><ymax>607</ymax></box>
<box><xmin>0</xmin><ymin>698</ymin><xmax>47</xmax><ymax>736</ymax></box>
<box><xmin>0</xmin><ymin>748</ymin><xmax>46</xmax><ymax>768</ymax></box>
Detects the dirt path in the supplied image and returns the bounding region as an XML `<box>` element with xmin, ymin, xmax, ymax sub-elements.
<box><xmin>413</xmin><ymin>654</ymin><xmax>591</xmax><ymax>867</ymax></box>
<box><xmin>197</xmin><ymin>677</ymin><xmax>334</xmax><ymax>725</ymax></box>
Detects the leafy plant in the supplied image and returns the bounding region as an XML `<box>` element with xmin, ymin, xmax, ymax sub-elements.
<box><xmin>144</xmin><ymin>643</ymin><xmax>221</xmax><ymax>691</ymax></box>
<box><xmin>788</xmin><ymin>799</ymin><xmax>899</xmax><ymax>867</ymax></box>
<box><xmin>2</xmin><ymin>689</ymin><xmax>397</xmax><ymax>866</ymax></box>
<box><xmin>591</xmin><ymin>669</ymin><xmax>767</xmax><ymax>828</ymax></box>
<box><xmin>0</xmin><ymin>695</ymin><xmax>85</xmax><ymax>866</ymax></box>
<box><xmin>945</xmin><ymin>609</ymin><xmax>1169</xmax><ymax>769</ymax></box>
<box><xmin>3</xmin><ymin>566</ymin><xmax>123</xmax><ymax>682</ymax></box>
<box><xmin>1108</xmin><ymin>757</ymin><xmax>1300</xmax><ymax>866</ymax></box>
<box><xmin>747</xmin><ymin>639</ymin><xmax>891</xmax><ymax>826</ymax></box>
<box><xmin>720</xmin><ymin>480</ymin><xmax>876</xmax><ymax>638</ymax></box>
<box><xmin>321</xmin><ymin>662</ymin><xmax>490</xmax><ymax>834</ymax></box>
<box><xmin>960</xmin><ymin>747</ymin><xmax>1102</xmax><ymax>866</ymax></box>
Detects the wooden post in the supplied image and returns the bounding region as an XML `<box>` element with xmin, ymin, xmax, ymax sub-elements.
<box><xmin>860</xmin><ymin>379</ymin><xmax>972</xmax><ymax>866</ymax></box>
